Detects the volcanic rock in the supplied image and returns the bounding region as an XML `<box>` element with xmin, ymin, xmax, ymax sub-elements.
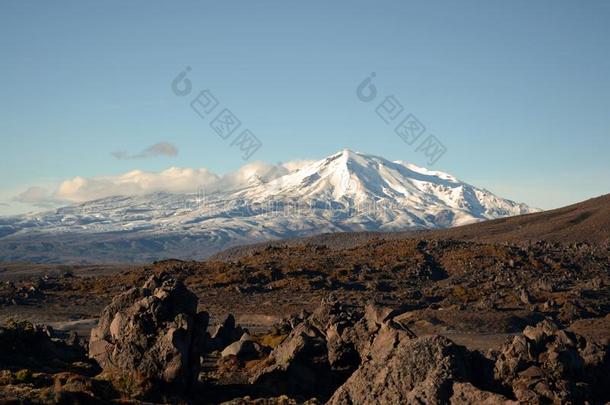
<box><xmin>0</xmin><ymin>320</ymin><xmax>88</xmax><ymax>372</ymax></box>
<box><xmin>210</xmin><ymin>314</ymin><xmax>248</xmax><ymax>351</ymax></box>
<box><xmin>221</xmin><ymin>338</ymin><xmax>262</xmax><ymax>359</ymax></box>
<box><xmin>494</xmin><ymin>320</ymin><xmax>610</xmax><ymax>403</ymax></box>
<box><xmin>327</xmin><ymin>335</ymin><xmax>471</xmax><ymax>404</ymax></box>
<box><xmin>88</xmin><ymin>273</ymin><xmax>208</xmax><ymax>398</ymax></box>
<box><xmin>450</xmin><ymin>382</ymin><xmax>516</xmax><ymax>404</ymax></box>
<box><xmin>249</xmin><ymin>321</ymin><xmax>332</xmax><ymax>397</ymax></box>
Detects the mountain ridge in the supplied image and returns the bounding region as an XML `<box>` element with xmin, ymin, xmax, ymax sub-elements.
<box><xmin>0</xmin><ymin>149</ymin><xmax>538</xmax><ymax>263</ymax></box>
<box><xmin>210</xmin><ymin>193</ymin><xmax>609</xmax><ymax>262</ymax></box>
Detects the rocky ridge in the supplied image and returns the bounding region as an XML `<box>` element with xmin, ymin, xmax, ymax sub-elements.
<box><xmin>1</xmin><ymin>274</ymin><xmax>608</xmax><ymax>403</ymax></box>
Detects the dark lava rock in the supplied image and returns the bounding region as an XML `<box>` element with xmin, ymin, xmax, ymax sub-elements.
<box><xmin>494</xmin><ymin>320</ymin><xmax>610</xmax><ymax>403</ymax></box>
<box><xmin>249</xmin><ymin>298</ymin><xmax>365</xmax><ymax>399</ymax></box>
<box><xmin>89</xmin><ymin>272</ymin><xmax>209</xmax><ymax>399</ymax></box>
<box><xmin>328</xmin><ymin>335</ymin><xmax>473</xmax><ymax>404</ymax></box>
<box><xmin>221</xmin><ymin>334</ymin><xmax>264</xmax><ymax>360</ymax></box>
<box><xmin>210</xmin><ymin>313</ymin><xmax>248</xmax><ymax>351</ymax></box>
<box><xmin>449</xmin><ymin>382</ymin><xmax>516</xmax><ymax>404</ymax></box>
<box><xmin>249</xmin><ymin>321</ymin><xmax>333</xmax><ymax>398</ymax></box>
<box><xmin>0</xmin><ymin>320</ymin><xmax>89</xmax><ymax>373</ymax></box>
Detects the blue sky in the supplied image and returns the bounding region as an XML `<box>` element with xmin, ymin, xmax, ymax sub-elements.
<box><xmin>1</xmin><ymin>0</ymin><xmax>609</xmax><ymax>214</ymax></box>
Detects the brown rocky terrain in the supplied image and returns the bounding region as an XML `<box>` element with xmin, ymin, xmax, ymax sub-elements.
<box><xmin>423</xmin><ymin>193</ymin><xmax>610</xmax><ymax>244</ymax></box>
<box><xmin>0</xmin><ymin>195</ymin><xmax>608</xmax><ymax>403</ymax></box>
<box><xmin>2</xmin><ymin>239</ymin><xmax>609</xmax><ymax>331</ymax></box>
<box><xmin>0</xmin><ymin>237</ymin><xmax>608</xmax><ymax>403</ymax></box>
<box><xmin>0</xmin><ymin>270</ymin><xmax>608</xmax><ymax>403</ymax></box>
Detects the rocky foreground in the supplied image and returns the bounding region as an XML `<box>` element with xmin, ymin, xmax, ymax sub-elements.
<box><xmin>0</xmin><ymin>271</ymin><xmax>609</xmax><ymax>404</ymax></box>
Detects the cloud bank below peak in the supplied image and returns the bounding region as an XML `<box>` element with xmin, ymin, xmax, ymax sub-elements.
<box><xmin>12</xmin><ymin>159</ymin><xmax>315</xmax><ymax>210</ymax></box>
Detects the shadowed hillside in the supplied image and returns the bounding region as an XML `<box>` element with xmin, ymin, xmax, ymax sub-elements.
<box><xmin>422</xmin><ymin>193</ymin><xmax>610</xmax><ymax>244</ymax></box>
<box><xmin>211</xmin><ymin>194</ymin><xmax>609</xmax><ymax>262</ymax></box>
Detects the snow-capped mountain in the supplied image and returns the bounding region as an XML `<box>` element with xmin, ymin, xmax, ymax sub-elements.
<box><xmin>0</xmin><ymin>150</ymin><xmax>538</xmax><ymax>263</ymax></box>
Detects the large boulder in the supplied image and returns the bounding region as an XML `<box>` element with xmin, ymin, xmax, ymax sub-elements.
<box><xmin>327</xmin><ymin>335</ymin><xmax>472</xmax><ymax>404</ymax></box>
<box><xmin>0</xmin><ymin>320</ymin><xmax>88</xmax><ymax>373</ymax></box>
<box><xmin>450</xmin><ymin>382</ymin><xmax>516</xmax><ymax>405</ymax></box>
<box><xmin>89</xmin><ymin>273</ymin><xmax>208</xmax><ymax>398</ymax></box>
<box><xmin>494</xmin><ymin>320</ymin><xmax>610</xmax><ymax>403</ymax></box>
<box><xmin>221</xmin><ymin>334</ymin><xmax>263</xmax><ymax>359</ymax></box>
<box><xmin>249</xmin><ymin>321</ymin><xmax>333</xmax><ymax>397</ymax></box>
<box><xmin>249</xmin><ymin>299</ymin><xmax>416</xmax><ymax>401</ymax></box>
<box><xmin>209</xmin><ymin>314</ymin><xmax>247</xmax><ymax>351</ymax></box>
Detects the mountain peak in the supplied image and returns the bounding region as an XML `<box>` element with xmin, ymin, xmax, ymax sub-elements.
<box><xmin>324</xmin><ymin>148</ymin><xmax>361</xmax><ymax>163</ymax></box>
<box><xmin>0</xmin><ymin>150</ymin><xmax>539</xmax><ymax>263</ymax></box>
<box><xmin>237</xmin><ymin>150</ymin><xmax>536</xmax><ymax>220</ymax></box>
<box><xmin>338</xmin><ymin>148</ymin><xmax>358</xmax><ymax>157</ymax></box>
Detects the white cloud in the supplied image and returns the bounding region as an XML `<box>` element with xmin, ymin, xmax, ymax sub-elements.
<box><xmin>14</xmin><ymin>186</ymin><xmax>59</xmax><ymax>208</ymax></box>
<box><xmin>112</xmin><ymin>142</ymin><xmax>178</xmax><ymax>160</ymax></box>
<box><xmin>54</xmin><ymin>167</ymin><xmax>218</xmax><ymax>202</ymax></box>
<box><xmin>13</xmin><ymin>159</ymin><xmax>316</xmax><ymax>207</ymax></box>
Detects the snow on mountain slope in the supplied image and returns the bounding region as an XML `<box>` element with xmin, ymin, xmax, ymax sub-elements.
<box><xmin>0</xmin><ymin>150</ymin><xmax>539</xmax><ymax>263</ymax></box>
<box><xmin>236</xmin><ymin>149</ymin><xmax>534</xmax><ymax>226</ymax></box>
